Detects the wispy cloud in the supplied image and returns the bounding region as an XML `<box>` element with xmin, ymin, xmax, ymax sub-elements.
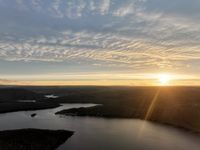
<box><xmin>0</xmin><ymin>0</ymin><xmax>199</xmax><ymax>83</ymax></box>
<box><xmin>0</xmin><ymin>30</ymin><xmax>199</xmax><ymax>72</ymax></box>
<box><xmin>0</xmin><ymin>78</ymin><xmax>23</xmax><ymax>85</ymax></box>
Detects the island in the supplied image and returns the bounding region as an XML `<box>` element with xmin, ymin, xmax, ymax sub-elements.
<box><xmin>0</xmin><ymin>129</ymin><xmax>74</xmax><ymax>150</ymax></box>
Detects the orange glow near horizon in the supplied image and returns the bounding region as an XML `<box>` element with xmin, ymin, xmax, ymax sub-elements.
<box><xmin>0</xmin><ymin>73</ymin><xmax>199</xmax><ymax>86</ymax></box>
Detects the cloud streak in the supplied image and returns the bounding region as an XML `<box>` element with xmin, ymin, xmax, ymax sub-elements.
<box><xmin>0</xmin><ymin>30</ymin><xmax>199</xmax><ymax>71</ymax></box>
<box><xmin>0</xmin><ymin>0</ymin><xmax>199</xmax><ymax>83</ymax></box>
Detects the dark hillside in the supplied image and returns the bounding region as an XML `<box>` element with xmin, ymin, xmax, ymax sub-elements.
<box><xmin>0</xmin><ymin>88</ymin><xmax>43</xmax><ymax>102</ymax></box>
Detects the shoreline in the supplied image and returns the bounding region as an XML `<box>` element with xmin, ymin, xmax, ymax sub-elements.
<box><xmin>0</xmin><ymin>102</ymin><xmax>60</xmax><ymax>114</ymax></box>
<box><xmin>56</xmin><ymin>105</ymin><xmax>200</xmax><ymax>135</ymax></box>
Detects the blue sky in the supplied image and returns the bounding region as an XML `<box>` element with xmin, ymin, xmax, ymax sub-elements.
<box><xmin>0</xmin><ymin>0</ymin><xmax>199</xmax><ymax>85</ymax></box>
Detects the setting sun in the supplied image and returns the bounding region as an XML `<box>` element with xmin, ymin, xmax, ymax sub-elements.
<box><xmin>159</xmin><ymin>74</ymin><xmax>171</xmax><ymax>85</ymax></box>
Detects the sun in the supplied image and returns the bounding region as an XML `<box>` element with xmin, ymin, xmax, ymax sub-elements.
<box><xmin>158</xmin><ymin>74</ymin><xmax>171</xmax><ymax>85</ymax></box>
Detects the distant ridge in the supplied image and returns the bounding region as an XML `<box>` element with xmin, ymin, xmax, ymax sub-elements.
<box><xmin>0</xmin><ymin>88</ymin><xmax>43</xmax><ymax>102</ymax></box>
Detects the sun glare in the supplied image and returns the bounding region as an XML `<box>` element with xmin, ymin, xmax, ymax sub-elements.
<box><xmin>158</xmin><ymin>74</ymin><xmax>171</xmax><ymax>85</ymax></box>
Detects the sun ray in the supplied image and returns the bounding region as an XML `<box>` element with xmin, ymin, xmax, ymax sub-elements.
<box><xmin>137</xmin><ymin>88</ymin><xmax>161</xmax><ymax>138</ymax></box>
<box><xmin>144</xmin><ymin>88</ymin><xmax>161</xmax><ymax>120</ymax></box>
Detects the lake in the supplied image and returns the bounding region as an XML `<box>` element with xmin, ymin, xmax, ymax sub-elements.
<box><xmin>0</xmin><ymin>104</ymin><xmax>199</xmax><ymax>150</ymax></box>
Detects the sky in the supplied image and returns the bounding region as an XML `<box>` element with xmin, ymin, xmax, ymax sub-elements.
<box><xmin>0</xmin><ymin>0</ymin><xmax>199</xmax><ymax>86</ymax></box>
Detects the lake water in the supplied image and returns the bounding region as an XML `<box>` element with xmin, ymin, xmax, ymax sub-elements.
<box><xmin>0</xmin><ymin>104</ymin><xmax>199</xmax><ymax>150</ymax></box>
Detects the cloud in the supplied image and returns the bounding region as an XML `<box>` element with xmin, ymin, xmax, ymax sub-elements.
<box><xmin>145</xmin><ymin>0</ymin><xmax>200</xmax><ymax>20</ymax></box>
<box><xmin>0</xmin><ymin>0</ymin><xmax>199</xmax><ymax>75</ymax></box>
<box><xmin>0</xmin><ymin>30</ymin><xmax>199</xmax><ymax>73</ymax></box>
<box><xmin>0</xmin><ymin>78</ymin><xmax>23</xmax><ymax>85</ymax></box>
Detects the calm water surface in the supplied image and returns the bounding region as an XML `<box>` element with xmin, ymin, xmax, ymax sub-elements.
<box><xmin>0</xmin><ymin>104</ymin><xmax>199</xmax><ymax>150</ymax></box>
